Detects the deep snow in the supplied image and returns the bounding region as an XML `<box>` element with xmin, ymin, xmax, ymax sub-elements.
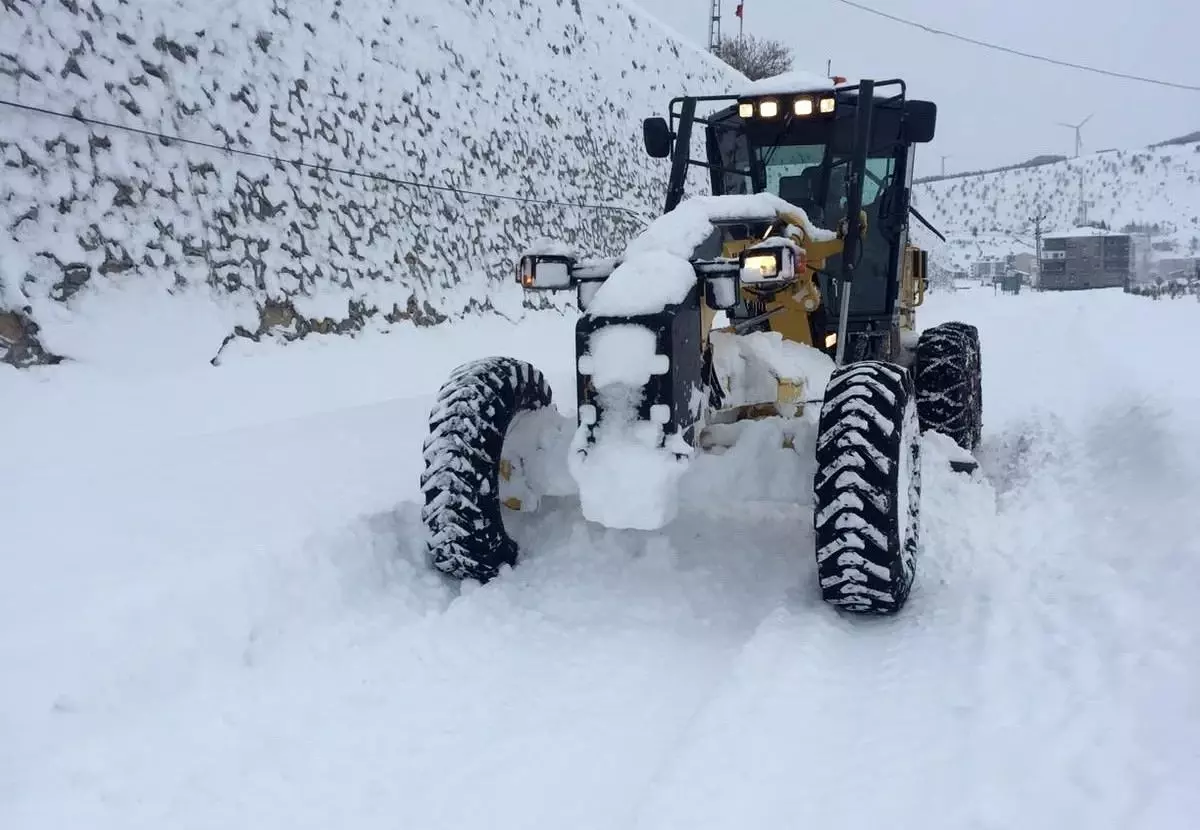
<box><xmin>4</xmin><ymin>287</ymin><xmax>1200</xmax><ymax>828</ymax></box>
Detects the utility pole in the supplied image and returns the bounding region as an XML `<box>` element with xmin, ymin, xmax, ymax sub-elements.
<box><xmin>1078</xmin><ymin>170</ymin><xmax>1087</xmax><ymax>226</ymax></box>
<box><xmin>1030</xmin><ymin>209</ymin><xmax>1047</xmax><ymax>289</ymax></box>
<box><xmin>708</xmin><ymin>0</ymin><xmax>722</xmax><ymax>52</ymax></box>
<box><xmin>940</xmin><ymin>154</ymin><xmax>951</xmax><ymax>177</ymax></box>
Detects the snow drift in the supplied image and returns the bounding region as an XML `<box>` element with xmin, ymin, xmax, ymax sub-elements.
<box><xmin>0</xmin><ymin>0</ymin><xmax>739</xmax><ymax>366</ymax></box>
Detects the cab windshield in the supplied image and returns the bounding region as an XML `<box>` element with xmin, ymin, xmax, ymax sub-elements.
<box><xmin>758</xmin><ymin>144</ymin><xmax>828</xmax><ymax>223</ymax></box>
<box><xmin>751</xmin><ymin>139</ymin><xmax>901</xmax><ymax>318</ymax></box>
<box><xmin>756</xmin><ymin>143</ymin><xmax>895</xmax><ymax>232</ymax></box>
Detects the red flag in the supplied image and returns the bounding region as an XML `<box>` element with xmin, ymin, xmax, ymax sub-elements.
<box><xmin>735</xmin><ymin>2</ymin><xmax>744</xmax><ymax>18</ymax></box>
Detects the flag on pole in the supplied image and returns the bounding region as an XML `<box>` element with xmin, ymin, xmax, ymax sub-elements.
<box><xmin>735</xmin><ymin>2</ymin><xmax>744</xmax><ymax>18</ymax></box>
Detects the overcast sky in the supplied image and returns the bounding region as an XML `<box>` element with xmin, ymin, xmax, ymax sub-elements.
<box><xmin>633</xmin><ymin>0</ymin><xmax>1199</xmax><ymax>178</ymax></box>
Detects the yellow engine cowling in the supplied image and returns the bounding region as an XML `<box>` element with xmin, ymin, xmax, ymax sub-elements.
<box><xmin>695</xmin><ymin>209</ymin><xmax>859</xmax><ymax>441</ymax></box>
<box><xmin>702</xmin><ymin>208</ymin><xmax>858</xmax><ymax>348</ymax></box>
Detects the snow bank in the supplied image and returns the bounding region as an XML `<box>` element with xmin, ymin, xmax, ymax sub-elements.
<box><xmin>0</xmin><ymin>0</ymin><xmax>742</xmax><ymax>367</ymax></box>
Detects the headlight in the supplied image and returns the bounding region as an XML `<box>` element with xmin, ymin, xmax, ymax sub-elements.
<box><xmin>738</xmin><ymin>102</ymin><xmax>754</xmax><ymax>118</ymax></box>
<box><xmin>794</xmin><ymin>97</ymin><xmax>813</xmax><ymax>116</ymax></box>
<box><xmin>758</xmin><ymin>99</ymin><xmax>779</xmax><ymax>118</ymax></box>
<box><xmin>742</xmin><ymin>253</ymin><xmax>780</xmax><ymax>281</ymax></box>
<box><xmin>819</xmin><ymin>96</ymin><xmax>836</xmax><ymax>114</ymax></box>
<box><xmin>738</xmin><ymin>244</ymin><xmax>803</xmax><ymax>287</ymax></box>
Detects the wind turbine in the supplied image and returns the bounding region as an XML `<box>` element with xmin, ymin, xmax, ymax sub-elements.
<box><xmin>1058</xmin><ymin>114</ymin><xmax>1093</xmax><ymax>158</ymax></box>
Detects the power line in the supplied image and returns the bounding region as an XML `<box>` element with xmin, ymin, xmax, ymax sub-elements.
<box><xmin>832</xmin><ymin>0</ymin><xmax>1200</xmax><ymax>92</ymax></box>
<box><xmin>0</xmin><ymin>97</ymin><xmax>651</xmax><ymax>220</ymax></box>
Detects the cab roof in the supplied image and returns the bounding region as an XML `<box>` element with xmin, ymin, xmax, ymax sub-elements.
<box><xmin>740</xmin><ymin>69</ymin><xmax>842</xmax><ymax>98</ymax></box>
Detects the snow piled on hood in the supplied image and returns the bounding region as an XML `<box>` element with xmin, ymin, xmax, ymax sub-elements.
<box><xmin>583</xmin><ymin>250</ymin><xmax>698</xmax><ymax>317</ymax></box>
<box><xmin>585</xmin><ymin>194</ymin><xmax>835</xmax><ymax>317</ymax></box>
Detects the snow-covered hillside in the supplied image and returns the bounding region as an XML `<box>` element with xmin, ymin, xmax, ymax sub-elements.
<box><xmin>913</xmin><ymin>143</ymin><xmax>1200</xmax><ymax>273</ymax></box>
<box><xmin>0</xmin><ymin>0</ymin><xmax>737</xmax><ymax>366</ymax></box>
<box><xmin>4</xmin><ymin>287</ymin><xmax>1199</xmax><ymax>828</ymax></box>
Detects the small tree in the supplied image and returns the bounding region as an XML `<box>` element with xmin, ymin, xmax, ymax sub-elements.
<box><xmin>714</xmin><ymin>34</ymin><xmax>793</xmax><ymax>80</ymax></box>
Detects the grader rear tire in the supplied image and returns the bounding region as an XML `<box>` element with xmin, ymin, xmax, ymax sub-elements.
<box><xmin>914</xmin><ymin>322</ymin><xmax>982</xmax><ymax>451</ymax></box>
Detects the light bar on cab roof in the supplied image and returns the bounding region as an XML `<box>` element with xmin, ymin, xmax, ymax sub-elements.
<box><xmin>738</xmin><ymin>92</ymin><xmax>837</xmax><ymax>120</ymax></box>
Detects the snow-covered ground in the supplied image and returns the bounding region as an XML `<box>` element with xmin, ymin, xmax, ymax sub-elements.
<box><xmin>4</xmin><ymin>288</ymin><xmax>1199</xmax><ymax>829</ymax></box>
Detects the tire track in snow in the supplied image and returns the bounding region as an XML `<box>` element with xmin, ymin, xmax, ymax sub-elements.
<box><xmin>621</xmin><ymin>405</ymin><xmax>1200</xmax><ymax>830</ymax></box>
<box><xmin>618</xmin><ymin>440</ymin><xmax>1000</xmax><ymax>828</ymax></box>
<box><xmin>12</xmin><ymin>452</ymin><xmax>824</xmax><ymax>830</ymax></box>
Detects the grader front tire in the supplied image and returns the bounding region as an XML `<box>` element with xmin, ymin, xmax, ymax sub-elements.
<box><xmin>813</xmin><ymin>361</ymin><xmax>922</xmax><ymax>614</ymax></box>
<box><xmin>420</xmin><ymin>357</ymin><xmax>554</xmax><ymax>582</ymax></box>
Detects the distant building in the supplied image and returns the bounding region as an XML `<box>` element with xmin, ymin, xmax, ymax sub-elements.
<box><xmin>970</xmin><ymin>253</ymin><xmax>1035</xmax><ymax>285</ymax></box>
<box><xmin>1151</xmin><ymin>256</ymin><xmax>1200</xmax><ymax>282</ymax></box>
<box><xmin>1038</xmin><ymin>227</ymin><xmax>1142</xmax><ymax>291</ymax></box>
<box><xmin>971</xmin><ymin>259</ymin><xmax>1005</xmax><ymax>282</ymax></box>
<box><xmin>1008</xmin><ymin>252</ymin><xmax>1036</xmax><ymax>275</ymax></box>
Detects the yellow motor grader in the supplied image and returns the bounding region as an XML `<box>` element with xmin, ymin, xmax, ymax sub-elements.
<box><xmin>419</xmin><ymin>74</ymin><xmax>982</xmax><ymax>614</ymax></box>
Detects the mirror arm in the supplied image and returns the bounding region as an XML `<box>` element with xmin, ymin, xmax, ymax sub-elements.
<box><xmin>908</xmin><ymin>205</ymin><xmax>946</xmax><ymax>242</ymax></box>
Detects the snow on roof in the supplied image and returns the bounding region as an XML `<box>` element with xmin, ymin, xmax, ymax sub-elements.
<box><xmin>584</xmin><ymin>194</ymin><xmax>836</xmax><ymax>317</ymax></box>
<box><xmin>1043</xmin><ymin>226</ymin><xmax>1129</xmax><ymax>239</ymax></box>
<box><xmin>741</xmin><ymin>69</ymin><xmax>838</xmax><ymax>97</ymax></box>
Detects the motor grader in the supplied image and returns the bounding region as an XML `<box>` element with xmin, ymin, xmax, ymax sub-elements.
<box><xmin>419</xmin><ymin>74</ymin><xmax>983</xmax><ymax>614</ymax></box>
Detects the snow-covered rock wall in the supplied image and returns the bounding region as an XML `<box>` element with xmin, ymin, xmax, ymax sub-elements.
<box><xmin>0</xmin><ymin>0</ymin><xmax>739</xmax><ymax>366</ymax></box>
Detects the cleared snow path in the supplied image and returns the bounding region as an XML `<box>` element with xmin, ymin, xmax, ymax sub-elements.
<box><xmin>4</xmin><ymin>291</ymin><xmax>1199</xmax><ymax>828</ymax></box>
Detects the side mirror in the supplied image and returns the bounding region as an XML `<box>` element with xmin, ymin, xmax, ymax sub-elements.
<box><xmin>516</xmin><ymin>254</ymin><xmax>574</xmax><ymax>290</ymax></box>
<box><xmin>903</xmin><ymin>100</ymin><xmax>937</xmax><ymax>144</ymax></box>
<box><xmin>642</xmin><ymin>117</ymin><xmax>673</xmax><ymax>159</ymax></box>
<box><xmin>907</xmin><ymin>247</ymin><xmax>929</xmax><ymax>304</ymax></box>
<box><xmin>704</xmin><ymin>274</ymin><xmax>741</xmax><ymax>310</ymax></box>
